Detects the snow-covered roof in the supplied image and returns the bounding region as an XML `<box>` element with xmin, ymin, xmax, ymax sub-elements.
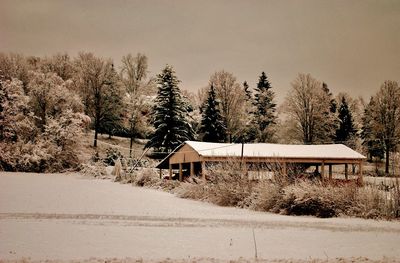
<box><xmin>156</xmin><ymin>141</ymin><xmax>366</xmax><ymax>169</ymax></box>
<box><xmin>186</xmin><ymin>141</ymin><xmax>366</xmax><ymax>159</ymax></box>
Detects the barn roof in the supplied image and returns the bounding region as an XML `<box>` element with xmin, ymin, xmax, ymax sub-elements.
<box><xmin>156</xmin><ymin>141</ymin><xmax>366</xmax><ymax>169</ymax></box>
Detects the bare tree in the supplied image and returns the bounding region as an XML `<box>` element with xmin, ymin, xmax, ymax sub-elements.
<box><xmin>0</xmin><ymin>53</ymin><xmax>30</xmax><ymax>92</ymax></box>
<box><xmin>366</xmin><ymin>80</ymin><xmax>400</xmax><ymax>174</ymax></box>
<box><xmin>39</xmin><ymin>53</ymin><xmax>74</xmax><ymax>81</ymax></box>
<box><xmin>209</xmin><ymin>70</ymin><xmax>247</xmax><ymax>142</ymax></box>
<box><xmin>74</xmin><ymin>52</ymin><xmax>121</xmax><ymax>147</ymax></box>
<box><xmin>28</xmin><ymin>72</ymin><xmax>84</xmax><ymax>131</ymax></box>
<box><xmin>282</xmin><ymin>73</ymin><xmax>336</xmax><ymax>144</ymax></box>
<box><xmin>120</xmin><ymin>53</ymin><xmax>154</xmax><ymax>156</ymax></box>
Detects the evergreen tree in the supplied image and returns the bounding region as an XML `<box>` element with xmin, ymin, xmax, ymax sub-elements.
<box><xmin>200</xmin><ymin>84</ymin><xmax>226</xmax><ymax>142</ymax></box>
<box><xmin>240</xmin><ymin>81</ymin><xmax>256</xmax><ymax>142</ymax></box>
<box><xmin>253</xmin><ymin>72</ymin><xmax>277</xmax><ymax>142</ymax></box>
<box><xmin>145</xmin><ymin>65</ymin><xmax>195</xmax><ymax>153</ymax></box>
<box><xmin>335</xmin><ymin>96</ymin><xmax>355</xmax><ymax>143</ymax></box>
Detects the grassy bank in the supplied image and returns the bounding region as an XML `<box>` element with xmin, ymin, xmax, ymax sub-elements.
<box><xmin>116</xmin><ymin>162</ymin><xmax>400</xmax><ymax>220</ymax></box>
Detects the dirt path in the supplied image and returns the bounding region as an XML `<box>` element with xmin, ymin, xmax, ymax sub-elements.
<box><xmin>0</xmin><ymin>172</ymin><xmax>400</xmax><ymax>261</ymax></box>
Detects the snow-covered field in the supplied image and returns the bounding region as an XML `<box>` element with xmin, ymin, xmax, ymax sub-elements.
<box><xmin>0</xmin><ymin>172</ymin><xmax>400</xmax><ymax>262</ymax></box>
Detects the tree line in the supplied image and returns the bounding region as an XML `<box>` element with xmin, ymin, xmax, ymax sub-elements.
<box><xmin>0</xmin><ymin>52</ymin><xmax>399</xmax><ymax>174</ymax></box>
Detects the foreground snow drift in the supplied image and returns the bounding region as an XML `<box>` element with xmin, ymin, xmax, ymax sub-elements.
<box><xmin>0</xmin><ymin>172</ymin><xmax>399</xmax><ymax>261</ymax></box>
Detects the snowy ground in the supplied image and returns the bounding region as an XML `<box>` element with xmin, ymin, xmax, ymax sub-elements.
<box><xmin>0</xmin><ymin>172</ymin><xmax>400</xmax><ymax>262</ymax></box>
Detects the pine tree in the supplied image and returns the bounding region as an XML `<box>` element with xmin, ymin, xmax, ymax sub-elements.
<box><xmin>253</xmin><ymin>72</ymin><xmax>276</xmax><ymax>142</ymax></box>
<box><xmin>335</xmin><ymin>96</ymin><xmax>355</xmax><ymax>144</ymax></box>
<box><xmin>240</xmin><ymin>81</ymin><xmax>256</xmax><ymax>142</ymax></box>
<box><xmin>145</xmin><ymin>65</ymin><xmax>195</xmax><ymax>153</ymax></box>
<box><xmin>200</xmin><ymin>84</ymin><xmax>226</xmax><ymax>142</ymax></box>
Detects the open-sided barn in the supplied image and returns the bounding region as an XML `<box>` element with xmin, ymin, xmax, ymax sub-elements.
<box><xmin>156</xmin><ymin>141</ymin><xmax>367</xmax><ymax>181</ymax></box>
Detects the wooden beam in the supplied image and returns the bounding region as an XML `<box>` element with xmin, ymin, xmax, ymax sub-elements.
<box><xmin>190</xmin><ymin>162</ymin><xmax>194</xmax><ymax>177</ymax></box>
<box><xmin>321</xmin><ymin>162</ymin><xmax>325</xmax><ymax>179</ymax></box>
<box><xmin>201</xmin><ymin>161</ymin><xmax>206</xmax><ymax>180</ymax></box>
<box><xmin>329</xmin><ymin>164</ymin><xmax>332</xmax><ymax>180</ymax></box>
<box><xmin>282</xmin><ymin>162</ymin><xmax>287</xmax><ymax>177</ymax></box>
<box><xmin>345</xmin><ymin>163</ymin><xmax>348</xmax><ymax>180</ymax></box>
<box><xmin>179</xmin><ymin>163</ymin><xmax>183</xmax><ymax>182</ymax></box>
<box><xmin>358</xmin><ymin>161</ymin><xmax>363</xmax><ymax>184</ymax></box>
<box><xmin>200</xmin><ymin>156</ymin><xmax>365</xmax><ymax>164</ymax></box>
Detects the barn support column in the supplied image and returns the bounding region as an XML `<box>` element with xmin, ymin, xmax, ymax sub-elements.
<box><xmin>244</xmin><ymin>162</ymin><xmax>248</xmax><ymax>178</ymax></box>
<box><xmin>345</xmin><ymin>163</ymin><xmax>348</xmax><ymax>180</ymax></box>
<box><xmin>201</xmin><ymin>161</ymin><xmax>206</xmax><ymax>180</ymax></box>
<box><xmin>282</xmin><ymin>162</ymin><xmax>287</xmax><ymax>177</ymax></box>
<box><xmin>190</xmin><ymin>162</ymin><xmax>194</xmax><ymax>177</ymax></box>
<box><xmin>179</xmin><ymin>163</ymin><xmax>183</xmax><ymax>182</ymax></box>
<box><xmin>321</xmin><ymin>162</ymin><xmax>325</xmax><ymax>179</ymax></box>
<box><xmin>328</xmin><ymin>164</ymin><xmax>333</xmax><ymax>180</ymax></box>
<box><xmin>169</xmin><ymin>163</ymin><xmax>172</xmax><ymax>180</ymax></box>
<box><xmin>159</xmin><ymin>169</ymin><xmax>162</xmax><ymax>179</ymax></box>
<box><xmin>358</xmin><ymin>161</ymin><xmax>363</xmax><ymax>184</ymax></box>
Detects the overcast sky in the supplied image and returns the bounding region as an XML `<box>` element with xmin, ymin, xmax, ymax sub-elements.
<box><xmin>1</xmin><ymin>0</ymin><xmax>399</xmax><ymax>103</ymax></box>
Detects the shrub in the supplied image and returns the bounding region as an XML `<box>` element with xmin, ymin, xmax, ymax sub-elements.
<box><xmin>80</xmin><ymin>162</ymin><xmax>108</xmax><ymax>178</ymax></box>
<box><xmin>132</xmin><ymin>168</ymin><xmax>160</xmax><ymax>187</ymax></box>
<box><xmin>176</xmin><ymin>161</ymin><xmax>400</xmax><ymax>219</ymax></box>
<box><xmin>104</xmin><ymin>147</ymin><xmax>123</xmax><ymax>166</ymax></box>
<box><xmin>177</xmin><ymin>161</ymin><xmax>255</xmax><ymax>207</ymax></box>
<box><xmin>250</xmin><ymin>182</ymin><xmax>282</xmax><ymax>212</ymax></box>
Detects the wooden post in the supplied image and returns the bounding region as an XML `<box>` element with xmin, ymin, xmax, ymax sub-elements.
<box><xmin>244</xmin><ymin>162</ymin><xmax>248</xmax><ymax>179</ymax></box>
<box><xmin>358</xmin><ymin>161</ymin><xmax>363</xmax><ymax>184</ymax></box>
<box><xmin>190</xmin><ymin>162</ymin><xmax>194</xmax><ymax>177</ymax></box>
<box><xmin>179</xmin><ymin>163</ymin><xmax>183</xmax><ymax>182</ymax></box>
<box><xmin>345</xmin><ymin>163</ymin><xmax>348</xmax><ymax>180</ymax></box>
<box><xmin>316</xmin><ymin>165</ymin><xmax>319</xmax><ymax>173</ymax></box>
<box><xmin>329</xmin><ymin>164</ymin><xmax>332</xmax><ymax>180</ymax></box>
<box><xmin>201</xmin><ymin>161</ymin><xmax>206</xmax><ymax>180</ymax></box>
<box><xmin>159</xmin><ymin>169</ymin><xmax>162</xmax><ymax>179</ymax></box>
<box><xmin>169</xmin><ymin>163</ymin><xmax>172</xmax><ymax>180</ymax></box>
<box><xmin>321</xmin><ymin>162</ymin><xmax>325</xmax><ymax>179</ymax></box>
<box><xmin>282</xmin><ymin>162</ymin><xmax>287</xmax><ymax>177</ymax></box>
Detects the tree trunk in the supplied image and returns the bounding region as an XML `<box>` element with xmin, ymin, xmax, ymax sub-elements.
<box><xmin>94</xmin><ymin>118</ymin><xmax>99</xmax><ymax>148</ymax></box>
<box><xmin>385</xmin><ymin>147</ymin><xmax>390</xmax><ymax>175</ymax></box>
<box><xmin>130</xmin><ymin>136</ymin><xmax>133</xmax><ymax>158</ymax></box>
<box><xmin>94</xmin><ymin>128</ymin><xmax>98</xmax><ymax>147</ymax></box>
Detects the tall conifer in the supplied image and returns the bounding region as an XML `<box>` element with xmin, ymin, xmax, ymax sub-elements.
<box><xmin>253</xmin><ymin>72</ymin><xmax>276</xmax><ymax>142</ymax></box>
<box><xmin>335</xmin><ymin>96</ymin><xmax>355</xmax><ymax>143</ymax></box>
<box><xmin>200</xmin><ymin>84</ymin><xmax>226</xmax><ymax>142</ymax></box>
<box><xmin>145</xmin><ymin>65</ymin><xmax>195</xmax><ymax>153</ymax></box>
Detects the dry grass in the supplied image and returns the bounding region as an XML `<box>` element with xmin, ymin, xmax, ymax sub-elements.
<box><xmin>128</xmin><ymin>168</ymin><xmax>181</xmax><ymax>192</ymax></box>
<box><xmin>177</xmin><ymin>162</ymin><xmax>400</xmax><ymax>220</ymax></box>
<box><xmin>78</xmin><ymin>131</ymin><xmax>148</xmax><ymax>164</ymax></box>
